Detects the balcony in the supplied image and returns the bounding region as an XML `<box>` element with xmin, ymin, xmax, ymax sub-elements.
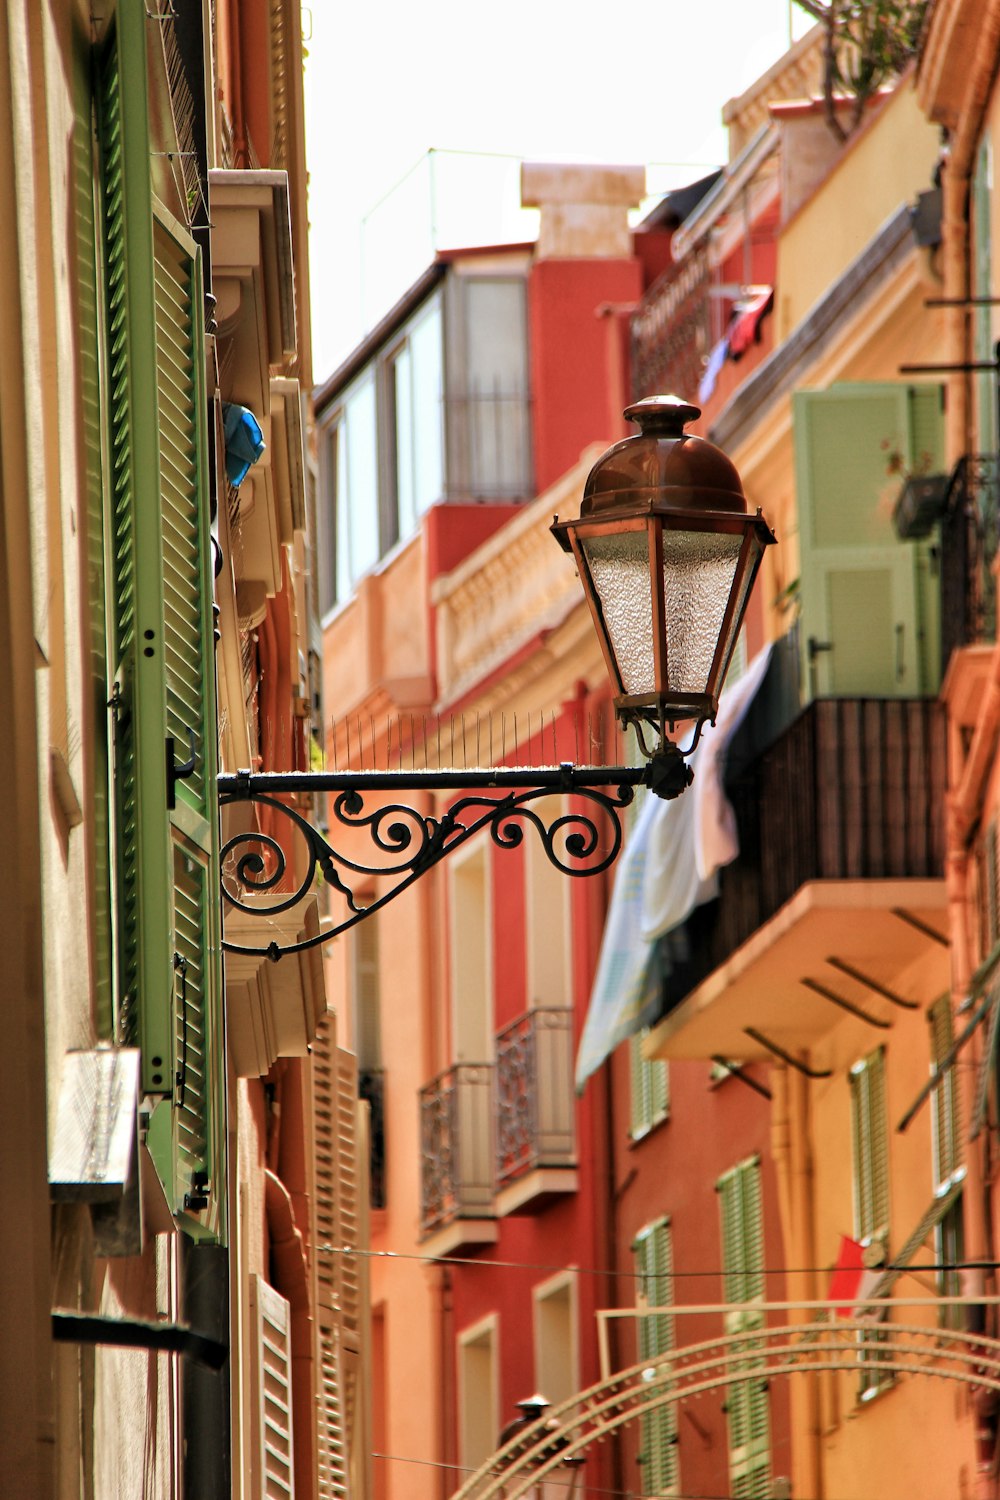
<box><xmin>631</xmin><ymin>246</ymin><xmax>713</xmax><ymax>407</ymax></box>
<box><xmin>940</xmin><ymin>454</ymin><xmax>999</xmax><ymax>667</ymax></box>
<box><xmin>645</xmin><ymin>697</ymin><xmax>948</xmax><ymax>1064</ymax></box>
<box><xmin>495</xmin><ymin>1008</ymin><xmax>577</xmax><ymax>1216</ymax></box>
<box><xmin>419</xmin><ymin>1064</ymin><xmax>497</xmax><ymax>1256</ymax></box>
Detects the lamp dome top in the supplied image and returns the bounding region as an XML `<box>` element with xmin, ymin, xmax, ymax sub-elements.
<box><xmin>581</xmin><ymin>394</ymin><xmax>747</xmax><ymax>517</ymax></box>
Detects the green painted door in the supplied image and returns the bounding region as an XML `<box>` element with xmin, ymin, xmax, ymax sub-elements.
<box><xmin>794</xmin><ymin>383</ymin><xmax>944</xmax><ymax>699</ymax></box>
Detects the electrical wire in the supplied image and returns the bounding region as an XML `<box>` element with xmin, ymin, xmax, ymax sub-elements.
<box><xmin>315</xmin><ymin>1241</ymin><xmax>1000</xmax><ymax>1283</ymax></box>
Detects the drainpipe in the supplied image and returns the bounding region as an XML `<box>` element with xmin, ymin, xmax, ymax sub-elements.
<box><xmin>437</xmin><ymin>1264</ymin><xmax>455</xmax><ymax>1500</ymax></box>
<box><xmin>771</xmin><ymin>1061</ymin><xmax>822</xmax><ymax>1500</ymax></box>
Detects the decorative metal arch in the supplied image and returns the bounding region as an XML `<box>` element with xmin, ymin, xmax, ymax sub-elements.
<box><xmin>217</xmin><ymin>764</ymin><xmax>683</xmax><ymax>958</ymax></box>
<box><xmin>450</xmin><ymin>1311</ymin><xmax>1000</xmax><ymax>1500</ymax></box>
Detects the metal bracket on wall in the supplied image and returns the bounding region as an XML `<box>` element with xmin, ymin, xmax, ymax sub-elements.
<box><xmin>217</xmin><ymin>762</ymin><xmax>671</xmax><ymax>960</ymax></box>
<box><xmin>799</xmin><ymin>976</ymin><xmax>891</xmax><ymax>1029</ymax></box>
<box><xmin>824</xmin><ymin>956</ymin><xmax>919</xmax><ymax>1010</ymax></box>
<box><xmin>743</xmin><ymin>1026</ymin><xmax>832</xmax><ymax>1079</ymax></box>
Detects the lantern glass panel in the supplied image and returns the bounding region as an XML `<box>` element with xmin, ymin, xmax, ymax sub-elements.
<box><xmin>579</xmin><ymin>530</ymin><xmax>654</xmax><ymax>696</ymax></box>
<box><xmin>709</xmin><ymin>530</ymin><xmax>765</xmax><ymax>695</ymax></box>
<box><xmin>661</xmin><ymin>530</ymin><xmax>744</xmax><ymax>694</ymax></box>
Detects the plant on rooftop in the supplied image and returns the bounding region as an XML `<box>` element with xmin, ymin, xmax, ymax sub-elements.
<box><xmin>793</xmin><ymin>0</ymin><xmax>929</xmax><ymax>140</ymax></box>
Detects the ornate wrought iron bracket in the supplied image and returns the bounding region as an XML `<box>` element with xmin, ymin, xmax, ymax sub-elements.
<box><xmin>218</xmin><ymin>752</ymin><xmax>691</xmax><ymax>960</ymax></box>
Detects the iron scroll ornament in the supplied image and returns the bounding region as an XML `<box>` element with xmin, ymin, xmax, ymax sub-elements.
<box><xmin>218</xmin><ymin>756</ymin><xmax>689</xmax><ymax>960</ymax></box>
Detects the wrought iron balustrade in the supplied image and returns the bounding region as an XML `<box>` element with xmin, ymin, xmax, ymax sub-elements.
<box><xmin>444</xmin><ymin>386</ymin><xmax>533</xmax><ymax>500</ymax></box>
<box><xmin>631</xmin><ymin>246</ymin><xmax>714</xmax><ymax>405</ymax></box>
<box><xmin>495</xmin><ymin>1008</ymin><xmax>575</xmax><ymax>1186</ymax></box>
<box><xmin>658</xmin><ymin>697</ymin><xmax>946</xmax><ymax>1018</ymax></box>
<box><xmin>940</xmin><ymin>453</ymin><xmax>1000</xmax><ymax>665</ymax></box>
<box><xmin>418</xmin><ymin>1063</ymin><xmax>494</xmax><ymax>1234</ymax></box>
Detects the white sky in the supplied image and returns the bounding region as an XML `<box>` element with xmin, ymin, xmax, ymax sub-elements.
<box><xmin>302</xmin><ymin>1</ymin><xmax>813</xmax><ymax>378</ymax></box>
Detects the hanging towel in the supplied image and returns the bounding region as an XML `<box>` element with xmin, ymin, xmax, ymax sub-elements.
<box><xmin>698</xmin><ymin>335</ymin><xmax>729</xmax><ymax>404</ymax></box>
<box><xmin>574</xmin><ymin>792</ymin><xmax>662</xmax><ymax>1093</ymax></box>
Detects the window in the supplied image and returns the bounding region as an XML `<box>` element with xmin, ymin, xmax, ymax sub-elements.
<box><xmin>533</xmin><ymin>1272</ymin><xmax>578</xmax><ymax>1408</ymax></box>
<box><xmin>458</xmin><ymin>1316</ymin><xmax>499</xmax><ymax>1472</ymax></box>
<box><xmin>973</xmin><ymin>139</ymin><xmax>997</xmax><ymax>455</ymax></box>
<box><xmin>979</xmin><ymin>820</ymin><xmax>1000</xmax><ymax>960</ymax></box>
<box><xmin>630</xmin><ymin>1031</ymin><xmax>669</xmax><ymax>1139</ymax></box>
<box><xmin>352</xmin><ymin>915</ymin><xmax>385</xmax><ymax>1209</ymax></box>
<box><xmin>318</xmin><ymin>295</ymin><xmax>444</xmax><ymax>616</ymax></box>
<box><xmin>329</xmin><ymin>374</ymin><xmax>379</xmax><ymax>604</ymax></box>
<box><xmin>386</xmin><ymin>297</ymin><xmax>444</xmax><ymax>539</ymax></box>
<box><xmin>450</xmin><ymin>840</ymin><xmax>493</xmax><ymax>1065</ymax></box>
<box><xmin>445</xmin><ymin>272</ymin><xmax>532</xmax><ymax>499</ymax></box>
<box><xmin>850</xmin><ymin>1048</ymin><xmax>891</xmax><ymax>1398</ymax></box>
<box><xmin>718</xmin><ymin>1158</ymin><xmax>770</xmax><ymax>1498</ymax></box>
<box><xmin>851</xmin><ymin>1048</ymin><xmax>889</xmax><ymax>1246</ymax></box>
<box><xmin>929</xmin><ymin>997</ymin><xmax>964</xmax><ymax>1327</ymax></box>
<box><xmin>633</xmin><ymin>1218</ymin><xmax>677</xmax><ymax>1497</ymax></box>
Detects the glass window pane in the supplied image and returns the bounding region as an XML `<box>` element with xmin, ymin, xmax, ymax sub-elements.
<box><xmin>345</xmin><ymin>375</ymin><xmax>378</xmax><ymax>584</ymax></box>
<box><xmin>410</xmin><ymin>301</ymin><xmax>443</xmax><ymax>518</ymax></box>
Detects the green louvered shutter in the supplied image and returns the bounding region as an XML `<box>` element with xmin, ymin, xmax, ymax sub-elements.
<box><xmin>850</xmin><ymin>1050</ymin><xmax>893</xmax><ymax>1392</ymax></box>
<box><xmin>74</xmin><ymin>30</ymin><xmax>113</xmax><ymax>1037</ymax></box>
<box><xmin>96</xmin><ymin>7</ymin><xmax>173</xmax><ymax>1092</ymax></box>
<box><xmin>630</xmin><ymin>1031</ymin><xmax>669</xmax><ymax>1139</ymax></box>
<box><xmin>634</xmin><ymin>1219</ymin><xmax>677</xmax><ymax>1496</ymax></box>
<box><xmin>929</xmin><ymin>996</ymin><xmax>960</xmax><ymax>1186</ymax></box>
<box><xmin>151</xmin><ymin>206</ymin><xmax>222</xmax><ymax>1232</ymax></box>
<box><xmin>794</xmin><ymin>383</ymin><xmax>944</xmax><ymax>700</ymax></box>
<box><xmin>850</xmin><ymin>1048</ymin><xmax>889</xmax><ymax>1243</ymax></box>
<box><xmin>718</xmin><ymin>1159</ymin><xmax>770</xmax><ymax>1499</ymax></box>
<box><xmin>929</xmin><ymin>996</ymin><xmax>965</xmax><ymax>1327</ymax></box>
<box><xmin>97</xmin><ymin>8</ymin><xmax>222</xmax><ymax>1231</ymax></box>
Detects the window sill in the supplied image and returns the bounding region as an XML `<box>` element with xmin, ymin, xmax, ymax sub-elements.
<box><xmin>628</xmin><ymin>1111</ymin><xmax>669</xmax><ymax>1147</ymax></box>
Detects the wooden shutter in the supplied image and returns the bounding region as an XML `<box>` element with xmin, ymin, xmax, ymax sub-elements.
<box><xmin>929</xmin><ymin>996</ymin><xmax>960</xmax><ymax>1186</ymax></box>
<box><xmin>986</xmin><ymin>821</ymin><xmax>1000</xmax><ymax>953</ymax></box>
<box><xmin>156</xmin><ymin>203</ymin><xmax>221</xmax><ymax>1225</ymax></box>
<box><xmin>335</xmin><ymin>1047</ymin><xmax>362</xmax><ymax>1344</ymax></box>
<box><xmin>75</xmin><ymin>33</ymin><xmax>114</xmax><ymax>1038</ymax></box>
<box><xmin>96</xmin><ymin>6</ymin><xmax>173</xmax><ymax>1090</ymax></box>
<box><xmin>96</xmin><ymin>7</ymin><xmax>221</xmax><ymax>1226</ymax></box>
<box><xmin>794</xmin><ymin>383</ymin><xmax>944</xmax><ymax>700</ymax></box>
<box><xmin>250</xmin><ymin>1276</ymin><xmax>295</xmax><ymax>1500</ymax></box>
<box><xmin>718</xmin><ymin>1159</ymin><xmax>770</xmax><ymax>1499</ymax></box>
<box><xmin>630</xmin><ymin>1032</ymin><xmax>669</xmax><ymax>1138</ymax></box>
<box><xmin>633</xmin><ymin>1219</ymin><xmax>677</xmax><ymax>1495</ymax></box>
<box><xmin>851</xmin><ymin>1049</ymin><xmax>889</xmax><ymax>1242</ymax></box>
<box><xmin>311</xmin><ymin>1015</ymin><xmax>348</xmax><ymax>1499</ymax></box>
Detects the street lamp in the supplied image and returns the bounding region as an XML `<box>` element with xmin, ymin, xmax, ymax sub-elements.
<box><xmin>551</xmin><ymin>394</ymin><xmax>774</xmax><ymax>785</ymax></box>
<box><xmin>496</xmin><ymin>1394</ymin><xmax>584</xmax><ymax>1498</ymax></box>
<box><xmin>218</xmin><ymin>395</ymin><xmax>775</xmax><ymax>957</ymax></box>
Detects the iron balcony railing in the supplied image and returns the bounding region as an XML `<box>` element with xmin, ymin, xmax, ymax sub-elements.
<box><xmin>418</xmin><ymin>1063</ymin><xmax>494</xmax><ymax>1234</ymax></box>
<box><xmin>939</xmin><ymin>453</ymin><xmax>1000</xmax><ymax>665</ymax></box>
<box><xmin>444</xmin><ymin>386</ymin><xmax>533</xmax><ymax>501</ymax></box>
<box><xmin>660</xmin><ymin>697</ymin><xmax>947</xmax><ymax>1018</ymax></box>
<box><xmin>359</xmin><ymin>1068</ymin><xmax>386</xmax><ymax>1211</ymax></box>
<box><xmin>495</xmin><ymin>1008</ymin><xmax>575</xmax><ymax>1186</ymax></box>
<box><xmin>631</xmin><ymin>245</ymin><xmax>714</xmax><ymax>406</ymax></box>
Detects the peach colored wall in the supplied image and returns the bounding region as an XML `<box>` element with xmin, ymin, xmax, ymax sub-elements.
<box><xmin>775</xmin><ymin>81</ymin><xmax>940</xmax><ymax>340</ymax></box>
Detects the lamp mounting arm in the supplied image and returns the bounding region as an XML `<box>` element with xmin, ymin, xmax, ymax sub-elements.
<box><xmin>218</xmin><ymin>755</ymin><xmax>688</xmax><ymax>960</ymax></box>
